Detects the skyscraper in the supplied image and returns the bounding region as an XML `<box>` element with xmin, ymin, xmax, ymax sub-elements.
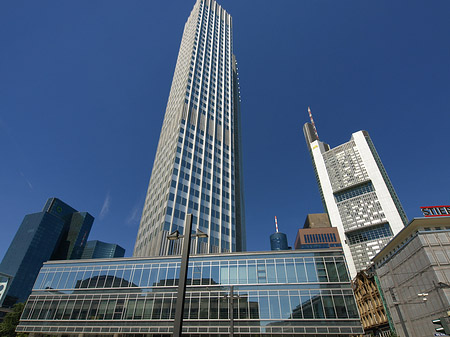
<box><xmin>134</xmin><ymin>0</ymin><xmax>245</xmax><ymax>257</ymax></box>
<box><xmin>304</xmin><ymin>122</ymin><xmax>407</xmax><ymax>277</ymax></box>
<box><xmin>0</xmin><ymin>198</ymin><xmax>93</xmax><ymax>306</ymax></box>
<box><xmin>81</xmin><ymin>240</ymin><xmax>125</xmax><ymax>259</ymax></box>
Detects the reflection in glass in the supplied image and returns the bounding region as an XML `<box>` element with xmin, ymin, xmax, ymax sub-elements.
<box><xmin>269</xmin><ymin>293</ymin><xmax>281</xmax><ymax>319</ymax></box>
<box><xmin>257</xmin><ymin>263</ymin><xmax>266</xmax><ymax>283</ymax></box>
<box><xmin>300</xmin><ymin>292</ymin><xmax>313</xmax><ymax>318</ymax></box>
<box><xmin>210</xmin><ymin>292</ymin><xmax>219</xmax><ymax>319</ymax></box>
<box><xmin>199</xmin><ymin>293</ymin><xmax>209</xmax><ymax>319</ymax></box>
<box><xmin>344</xmin><ymin>295</ymin><xmax>359</xmax><ymax>318</ymax></box>
<box><xmin>157</xmin><ymin>265</ymin><xmax>167</xmax><ymax>286</ymax></box>
<box><xmin>336</xmin><ymin>260</ymin><xmax>349</xmax><ymax>282</ymax></box>
<box><xmin>305</xmin><ymin>259</ymin><xmax>318</xmax><ymax>282</ymax></box>
<box><xmin>323</xmin><ymin>295</ymin><xmax>336</xmax><ymax>318</ymax></box>
<box><xmin>334</xmin><ymin>295</ymin><xmax>348</xmax><ymax>318</ymax></box>
<box><xmin>326</xmin><ymin>260</ymin><xmax>339</xmax><ymax>282</ymax></box>
<box><xmin>285</xmin><ymin>263</ymin><xmax>297</xmax><ymax>283</ymax></box>
<box><xmin>149</xmin><ymin>266</ymin><xmax>158</xmax><ymax>286</ymax></box>
<box><xmin>279</xmin><ymin>292</ymin><xmax>291</xmax><ymax>319</ymax></box>
<box><xmin>311</xmin><ymin>292</ymin><xmax>325</xmax><ymax>318</ymax></box>
<box><xmin>229</xmin><ymin>265</ymin><xmax>237</xmax><ymax>284</ymax></box>
<box><xmin>266</xmin><ymin>264</ymin><xmax>276</xmax><ymax>283</ymax></box>
<box><xmin>143</xmin><ymin>298</ymin><xmax>153</xmax><ymax>319</ymax></box>
<box><xmin>238</xmin><ymin>263</ymin><xmax>247</xmax><ymax>284</ymax></box>
<box><xmin>220</xmin><ymin>265</ymin><xmax>229</xmax><ymax>284</ymax></box>
<box><xmin>132</xmin><ymin>268</ymin><xmax>142</xmax><ymax>286</ymax></box>
<box><xmin>248</xmin><ymin>264</ymin><xmax>257</xmax><ymax>283</ymax></box>
<box><xmin>125</xmin><ymin>299</ymin><xmax>136</xmax><ymax>319</ymax></box>
<box><xmin>134</xmin><ymin>299</ymin><xmax>145</xmax><ymax>319</ymax></box>
<box><xmin>152</xmin><ymin>297</ymin><xmax>162</xmax><ymax>319</ymax></box>
<box><xmin>259</xmin><ymin>294</ymin><xmax>269</xmax><ymax>319</ymax></box>
<box><xmin>295</xmin><ymin>260</ymin><xmax>307</xmax><ymax>282</ymax></box>
<box><xmin>275</xmin><ymin>261</ymin><xmax>287</xmax><ymax>283</ymax></box>
<box><xmin>211</xmin><ymin>263</ymin><xmax>219</xmax><ymax>284</ymax></box>
<box><xmin>189</xmin><ymin>293</ymin><xmax>199</xmax><ymax>319</ymax></box>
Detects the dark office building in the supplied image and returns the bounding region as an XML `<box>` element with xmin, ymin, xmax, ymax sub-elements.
<box><xmin>0</xmin><ymin>198</ymin><xmax>93</xmax><ymax>306</ymax></box>
<box><xmin>81</xmin><ymin>240</ymin><xmax>125</xmax><ymax>259</ymax></box>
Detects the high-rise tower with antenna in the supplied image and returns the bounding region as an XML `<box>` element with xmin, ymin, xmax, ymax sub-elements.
<box><xmin>303</xmin><ymin>108</ymin><xmax>407</xmax><ymax>277</ymax></box>
<box><xmin>270</xmin><ymin>216</ymin><xmax>289</xmax><ymax>250</ymax></box>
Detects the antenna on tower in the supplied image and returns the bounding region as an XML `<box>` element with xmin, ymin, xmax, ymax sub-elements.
<box><xmin>275</xmin><ymin>216</ymin><xmax>279</xmax><ymax>233</ymax></box>
<box><xmin>308</xmin><ymin>106</ymin><xmax>320</xmax><ymax>141</ymax></box>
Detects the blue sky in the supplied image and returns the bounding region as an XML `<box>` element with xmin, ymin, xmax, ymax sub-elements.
<box><xmin>1</xmin><ymin>0</ymin><xmax>449</xmax><ymax>259</ymax></box>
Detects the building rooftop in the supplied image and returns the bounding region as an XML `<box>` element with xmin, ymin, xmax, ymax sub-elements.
<box><xmin>372</xmin><ymin>216</ymin><xmax>450</xmax><ymax>266</ymax></box>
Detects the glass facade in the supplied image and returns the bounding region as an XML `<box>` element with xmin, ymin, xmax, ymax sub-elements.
<box><xmin>81</xmin><ymin>240</ymin><xmax>126</xmax><ymax>259</ymax></box>
<box><xmin>346</xmin><ymin>223</ymin><xmax>393</xmax><ymax>245</ymax></box>
<box><xmin>333</xmin><ymin>182</ymin><xmax>374</xmax><ymax>203</ymax></box>
<box><xmin>17</xmin><ymin>250</ymin><xmax>363</xmax><ymax>336</ymax></box>
<box><xmin>0</xmin><ymin>198</ymin><xmax>93</xmax><ymax>306</ymax></box>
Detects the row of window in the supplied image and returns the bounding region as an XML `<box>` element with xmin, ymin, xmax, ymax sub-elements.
<box><xmin>346</xmin><ymin>222</ymin><xmax>393</xmax><ymax>245</ymax></box>
<box><xmin>334</xmin><ymin>181</ymin><xmax>374</xmax><ymax>203</ymax></box>
<box><xmin>34</xmin><ymin>256</ymin><xmax>350</xmax><ymax>291</ymax></box>
<box><xmin>23</xmin><ymin>288</ymin><xmax>358</xmax><ymax>322</ymax></box>
<box><xmin>304</xmin><ymin>233</ymin><xmax>338</xmax><ymax>244</ymax></box>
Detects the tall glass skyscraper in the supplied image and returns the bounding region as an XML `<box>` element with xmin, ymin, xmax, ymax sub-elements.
<box><xmin>304</xmin><ymin>124</ymin><xmax>407</xmax><ymax>277</ymax></box>
<box><xmin>134</xmin><ymin>0</ymin><xmax>245</xmax><ymax>257</ymax></box>
<box><xmin>0</xmin><ymin>198</ymin><xmax>93</xmax><ymax>306</ymax></box>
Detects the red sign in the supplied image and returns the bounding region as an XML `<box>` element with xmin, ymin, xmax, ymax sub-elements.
<box><xmin>420</xmin><ymin>206</ymin><xmax>450</xmax><ymax>217</ymax></box>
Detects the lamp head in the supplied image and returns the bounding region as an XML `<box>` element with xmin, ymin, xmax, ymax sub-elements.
<box><xmin>195</xmin><ymin>229</ymin><xmax>208</xmax><ymax>238</ymax></box>
<box><xmin>167</xmin><ymin>230</ymin><xmax>181</xmax><ymax>241</ymax></box>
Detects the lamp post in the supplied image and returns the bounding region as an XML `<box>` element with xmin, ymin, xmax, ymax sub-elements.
<box><xmin>223</xmin><ymin>285</ymin><xmax>240</xmax><ymax>337</ymax></box>
<box><xmin>167</xmin><ymin>214</ymin><xmax>208</xmax><ymax>337</ymax></box>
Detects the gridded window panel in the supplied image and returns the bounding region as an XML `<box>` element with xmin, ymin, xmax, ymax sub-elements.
<box><xmin>346</xmin><ymin>222</ymin><xmax>393</xmax><ymax>245</ymax></box>
<box><xmin>334</xmin><ymin>181</ymin><xmax>375</xmax><ymax>202</ymax></box>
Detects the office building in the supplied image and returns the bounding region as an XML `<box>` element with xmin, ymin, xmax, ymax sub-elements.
<box><xmin>133</xmin><ymin>0</ymin><xmax>245</xmax><ymax>257</ymax></box>
<box><xmin>294</xmin><ymin>227</ymin><xmax>342</xmax><ymax>250</ymax></box>
<box><xmin>17</xmin><ymin>249</ymin><xmax>363</xmax><ymax>336</ymax></box>
<box><xmin>373</xmin><ymin>217</ymin><xmax>450</xmax><ymax>337</ymax></box>
<box><xmin>294</xmin><ymin>213</ymin><xmax>342</xmax><ymax>250</ymax></box>
<box><xmin>81</xmin><ymin>240</ymin><xmax>125</xmax><ymax>259</ymax></box>
<box><xmin>0</xmin><ymin>198</ymin><xmax>93</xmax><ymax>306</ymax></box>
<box><xmin>304</xmin><ymin>124</ymin><xmax>408</xmax><ymax>277</ymax></box>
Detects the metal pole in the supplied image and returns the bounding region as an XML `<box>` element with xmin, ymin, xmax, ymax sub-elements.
<box><xmin>394</xmin><ymin>303</ymin><xmax>410</xmax><ymax>337</ymax></box>
<box><xmin>173</xmin><ymin>214</ymin><xmax>193</xmax><ymax>337</ymax></box>
<box><xmin>229</xmin><ymin>285</ymin><xmax>234</xmax><ymax>337</ymax></box>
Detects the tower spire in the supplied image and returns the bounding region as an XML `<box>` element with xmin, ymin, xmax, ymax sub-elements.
<box><xmin>308</xmin><ymin>106</ymin><xmax>320</xmax><ymax>141</ymax></box>
<box><xmin>275</xmin><ymin>216</ymin><xmax>279</xmax><ymax>233</ymax></box>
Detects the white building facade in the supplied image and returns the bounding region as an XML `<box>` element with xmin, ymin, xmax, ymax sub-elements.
<box><xmin>304</xmin><ymin>124</ymin><xmax>407</xmax><ymax>277</ymax></box>
<box><xmin>134</xmin><ymin>0</ymin><xmax>245</xmax><ymax>257</ymax></box>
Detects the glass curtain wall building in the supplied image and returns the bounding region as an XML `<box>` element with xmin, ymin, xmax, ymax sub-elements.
<box><xmin>134</xmin><ymin>0</ymin><xmax>245</xmax><ymax>257</ymax></box>
<box><xmin>0</xmin><ymin>198</ymin><xmax>93</xmax><ymax>306</ymax></box>
<box><xmin>303</xmin><ymin>125</ymin><xmax>407</xmax><ymax>277</ymax></box>
<box><xmin>81</xmin><ymin>240</ymin><xmax>125</xmax><ymax>259</ymax></box>
<box><xmin>17</xmin><ymin>250</ymin><xmax>363</xmax><ymax>336</ymax></box>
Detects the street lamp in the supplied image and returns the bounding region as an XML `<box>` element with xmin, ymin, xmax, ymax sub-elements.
<box><xmin>167</xmin><ymin>213</ymin><xmax>208</xmax><ymax>337</ymax></box>
<box><xmin>223</xmin><ymin>285</ymin><xmax>240</xmax><ymax>337</ymax></box>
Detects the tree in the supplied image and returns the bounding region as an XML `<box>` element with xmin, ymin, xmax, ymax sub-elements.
<box><xmin>0</xmin><ymin>302</ymin><xmax>28</xmax><ymax>337</ymax></box>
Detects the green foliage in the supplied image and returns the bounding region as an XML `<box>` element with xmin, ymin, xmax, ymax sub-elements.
<box><xmin>0</xmin><ymin>302</ymin><xmax>28</xmax><ymax>337</ymax></box>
